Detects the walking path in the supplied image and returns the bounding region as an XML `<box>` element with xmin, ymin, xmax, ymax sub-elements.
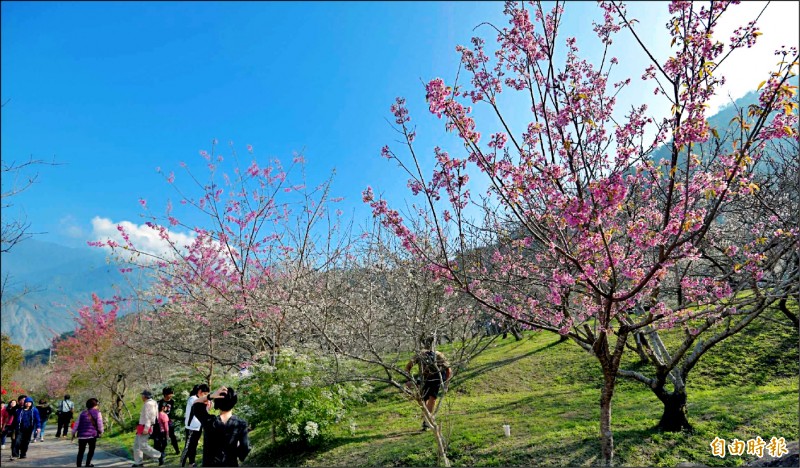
<box><xmin>0</xmin><ymin>424</ymin><xmax>133</xmax><ymax>467</ymax></box>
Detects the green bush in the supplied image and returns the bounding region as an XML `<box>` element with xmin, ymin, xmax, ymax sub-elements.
<box><xmin>238</xmin><ymin>348</ymin><xmax>371</xmax><ymax>445</ymax></box>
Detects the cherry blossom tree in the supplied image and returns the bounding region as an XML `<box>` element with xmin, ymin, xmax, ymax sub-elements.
<box><xmin>90</xmin><ymin>141</ymin><xmax>348</xmax><ymax>384</ymax></box>
<box><xmin>365</xmin><ymin>1</ymin><xmax>798</xmax><ymax>464</ymax></box>
<box><xmin>618</xmin><ymin>125</ymin><xmax>799</xmax><ymax>432</ymax></box>
<box><xmin>49</xmin><ymin>293</ymin><xmax>143</xmax><ymax>425</ymax></box>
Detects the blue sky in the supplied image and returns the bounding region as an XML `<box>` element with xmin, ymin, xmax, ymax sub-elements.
<box><xmin>2</xmin><ymin>1</ymin><xmax>796</xmax><ymax>252</ymax></box>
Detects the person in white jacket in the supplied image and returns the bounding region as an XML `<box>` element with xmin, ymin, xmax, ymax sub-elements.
<box><xmin>180</xmin><ymin>384</ymin><xmax>210</xmax><ymax>467</ymax></box>
<box><xmin>132</xmin><ymin>390</ymin><xmax>164</xmax><ymax>467</ymax></box>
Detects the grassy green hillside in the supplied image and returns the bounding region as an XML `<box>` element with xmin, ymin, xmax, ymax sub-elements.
<box><xmin>246</xmin><ymin>310</ymin><xmax>798</xmax><ymax>467</ymax></box>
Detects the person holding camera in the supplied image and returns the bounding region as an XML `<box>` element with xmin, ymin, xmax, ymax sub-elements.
<box><xmin>191</xmin><ymin>386</ymin><xmax>250</xmax><ymax>467</ymax></box>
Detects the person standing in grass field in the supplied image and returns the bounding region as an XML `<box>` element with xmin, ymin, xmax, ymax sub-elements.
<box><xmin>405</xmin><ymin>338</ymin><xmax>452</xmax><ymax>431</ymax></box>
<box><xmin>152</xmin><ymin>401</ymin><xmax>171</xmax><ymax>466</ymax></box>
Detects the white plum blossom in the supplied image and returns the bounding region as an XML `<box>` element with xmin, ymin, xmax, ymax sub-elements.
<box><xmin>304</xmin><ymin>421</ymin><xmax>320</xmax><ymax>440</ymax></box>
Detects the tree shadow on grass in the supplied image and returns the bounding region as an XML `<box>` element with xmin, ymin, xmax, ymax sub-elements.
<box><xmin>246</xmin><ymin>430</ymin><xmax>424</xmax><ymax>467</ymax></box>
<box><xmin>478</xmin><ymin>427</ymin><xmax>662</xmax><ymax>467</ymax></box>
<box><xmin>457</xmin><ymin>338</ymin><xmax>566</xmax><ymax>384</ymax></box>
<box><xmin>462</xmin><ymin>434</ymin><xmax>602</xmax><ymax>466</ymax></box>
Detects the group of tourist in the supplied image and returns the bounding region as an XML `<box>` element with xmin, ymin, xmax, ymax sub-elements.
<box><xmin>135</xmin><ymin>385</ymin><xmax>250</xmax><ymax>467</ymax></box>
<box><xmin>1</xmin><ymin>384</ymin><xmax>251</xmax><ymax>468</ymax></box>
<box><xmin>1</xmin><ymin>393</ymin><xmax>101</xmax><ymax>466</ymax></box>
<box><xmin>1</xmin><ymin>394</ymin><xmax>53</xmax><ymax>460</ymax></box>
<box><xmin>0</xmin><ymin>341</ymin><xmax>449</xmax><ymax>467</ymax></box>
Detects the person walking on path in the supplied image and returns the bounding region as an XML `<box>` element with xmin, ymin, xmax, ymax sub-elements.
<box><xmin>180</xmin><ymin>384</ymin><xmax>209</xmax><ymax>468</ymax></box>
<box><xmin>152</xmin><ymin>402</ymin><xmax>170</xmax><ymax>466</ymax></box>
<box><xmin>55</xmin><ymin>395</ymin><xmax>75</xmax><ymax>439</ymax></box>
<box><xmin>191</xmin><ymin>387</ymin><xmax>251</xmax><ymax>467</ymax></box>
<box><xmin>132</xmin><ymin>390</ymin><xmax>162</xmax><ymax>467</ymax></box>
<box><xmin>156</xmin><ymin>387</ymin><xmax>180</xmax><ymax>455</ymax></box>
<box><xmin>1</xmin><ymin>399</ymin><xmax>17</xmax><ymax>449</ymax></box>
<box><xmin>9</xmin><ymin>395</ymin><xmax>27</xmax><ymax>458</ymax></box>
<box><xmin>72</xmin><ymin>398</ymin><xmax>103</xmax><ymax>467</ymax></box>
<box><xmin>34</xmin><ymin>399</ymin><xmax>52</xmax><ymax>443</ymax></box>
<box><xmin>11</xmin><ymin>397</ymin><xmax>40</xmax><ymax>460</ymax></box>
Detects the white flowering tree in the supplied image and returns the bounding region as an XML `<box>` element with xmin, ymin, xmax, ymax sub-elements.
<box><xmin>295</xmin><ymin>221</ymin><xmax>501</xmax><ymax>467</ymax></box>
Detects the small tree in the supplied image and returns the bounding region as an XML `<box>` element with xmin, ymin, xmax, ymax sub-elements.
<box><xmin>300</xmin><ymin>221</ymin><xmax>500</xmax><ymax>467</ymax></box>
<box><xmin>49</xmin><ymin>293</ymin><xmax>141</xmax><ymax>425</ymax></box>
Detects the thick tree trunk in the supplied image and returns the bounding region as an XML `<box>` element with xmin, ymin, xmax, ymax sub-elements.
<box><xmin>656</xmin><ymin>389</ymin><xmax>693</xmax><ymax>432</ymax></box>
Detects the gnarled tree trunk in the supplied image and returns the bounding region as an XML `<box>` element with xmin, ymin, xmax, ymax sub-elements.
<box><xmin>656</xmin><ymin>388</ymin><xmax>692</xmax><ymax>432</ymax></box>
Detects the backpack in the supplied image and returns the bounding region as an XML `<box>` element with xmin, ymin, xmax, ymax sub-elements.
<box><xmin>420</xmin><ymin>351</ymin><xmax>443</xmax><ymax>379</ymax></box>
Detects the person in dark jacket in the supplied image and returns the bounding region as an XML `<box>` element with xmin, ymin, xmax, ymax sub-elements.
<box><xmin>72</xmin><ymin>398</ymin><xmax>103</xmax><ymax>467</ymax></box>
<box><xmin>192</xmin><ymin>387</ymin><xmax>251</xmax><ymax>467</ymax></box>
<box><xmin>9</xmin><ymin>395</ymin><xmax>26</xmax><ymax>459</ymax></box>
<box><xmin>180</xmin><ymin>384</ymin><xmax>209</xmax><ymax>467</ymax></box>
<box><xmin>157</xmin><ymin>387</ymin><xmax>181</xmax><ymax>455</ymax></box>
<box><xmin>12</xmin><ymin>397</ymin><xmax>40</xmax><ymax>460</ymax></box>
<box><xmin>34</xmin><ymin>399</ymin><xmax>53</xmax><ymax>442</ymax></box>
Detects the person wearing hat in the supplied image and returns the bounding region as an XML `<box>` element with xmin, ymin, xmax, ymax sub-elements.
<box><xmin>131</xmin><ymin>390</ymin><xmax>162</xmax><ymax>467</ymax></box>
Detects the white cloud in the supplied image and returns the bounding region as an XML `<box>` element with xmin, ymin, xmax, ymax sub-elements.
<box><xmin>90</xmin><ymin>216</ymin><xmax>197</xmax><ymax>262</ymax></box>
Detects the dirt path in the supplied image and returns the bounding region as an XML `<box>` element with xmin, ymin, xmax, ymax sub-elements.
<box><xmin>1</xmin><ymin>424</ymin><xmax>133</xmax><ymax>467</ymax></box>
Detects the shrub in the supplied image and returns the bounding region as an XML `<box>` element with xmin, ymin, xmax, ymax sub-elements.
<box><xmin>238</xmin><ymin>348</ymin><xmax>371</xmax><ymax>445</ymax></box>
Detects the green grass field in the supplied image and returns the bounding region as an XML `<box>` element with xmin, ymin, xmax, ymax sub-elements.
<box><xmin>245</xmin><ymin>310</ymin><xmax>798</xmax><ymax>467</ymax></box>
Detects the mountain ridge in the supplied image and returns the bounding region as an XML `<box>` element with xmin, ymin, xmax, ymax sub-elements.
<box><xmin>1</xmin><ymin>238</ymin><xmax>134</xmax><ymax>350</ymax></box>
